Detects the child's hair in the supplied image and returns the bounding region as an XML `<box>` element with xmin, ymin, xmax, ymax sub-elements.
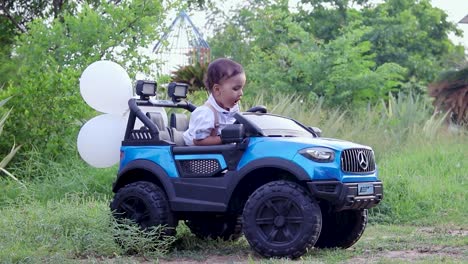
<box><xmin>204</xmin><ymin>58</ymin><xmax>244</xmax><ymax>92</ymax></box>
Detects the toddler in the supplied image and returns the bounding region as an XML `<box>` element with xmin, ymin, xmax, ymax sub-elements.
<box><xmin>183</xmin><ymin>58</ymin><xmax>246</xmax><ymax>145</ymax></box>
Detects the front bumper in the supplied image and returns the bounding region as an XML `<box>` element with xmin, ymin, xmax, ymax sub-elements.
<box><xmin>307</xmin><ymin>181</ymin><xmax>383</xmax><ymax>211</ymax></box>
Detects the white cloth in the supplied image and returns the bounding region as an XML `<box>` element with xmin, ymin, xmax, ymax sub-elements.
<box><xmin>183</xmin><ymin>94</ymin><xmax>239</xmax><ymax>145</ymax></box>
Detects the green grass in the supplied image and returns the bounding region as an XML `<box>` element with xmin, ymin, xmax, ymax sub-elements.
<box><xmin>1</xmin><ymin>199</ymin><xmax>465</xmax><ymax>263</ymax></box>
<box><xmin>372</xmin><ymin>138</ymin><xmax>467</xmax><ymax>225</ymax></box>
<box><xmin>0</xmin><ymin>196</ymin><xmax>177</xmax><ymax>263</ymax></box>
<box><xmin>0</xmin><ymin>149</ymin><xmax>115</xmax><ymax>207</ymax></box>
<box><xmin>0</xmin><ymin>196</ymin><xmax>117</xmax><ymax>263</ymax></box>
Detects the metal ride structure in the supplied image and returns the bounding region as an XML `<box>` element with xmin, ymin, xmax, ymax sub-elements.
<box><xmin>153</xmin><ymin>11</ymin><xmax>210</xmax><ymax>76</ymax></box>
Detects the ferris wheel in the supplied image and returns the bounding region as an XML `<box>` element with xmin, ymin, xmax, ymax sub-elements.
<box><xmin>153</xmin><ymin>11</ymin><xmax>210</xmax><ymax>76</ymax></box>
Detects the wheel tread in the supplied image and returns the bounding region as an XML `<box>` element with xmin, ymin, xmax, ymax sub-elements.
<box><xmin>242</xmin><ymin>180</ymin><xmax>322</xmax><ymax>258</ymax></box>
<box><xmin>110</xmin><ymin>181</ymin><xmax>177</xmax><ymax>236</ymax></box>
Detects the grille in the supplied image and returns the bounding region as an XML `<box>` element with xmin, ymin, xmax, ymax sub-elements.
<box><xmin>341</xmin><ymin>148</ymin><xmax>375</xmax><ymax>173</ymax></box>
<box><xmin>179</xmin><ymin>159</ymin><xmax>221</xmax><ymax>176</ymax></box>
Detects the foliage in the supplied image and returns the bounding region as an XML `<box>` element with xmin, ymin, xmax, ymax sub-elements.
<box><xmin>113</xmin><ymin>218</ymin><xmax>177</xmax><ymax>257</ymax></box>
<box><xmin>0</xmin><ymin>151</ymin><xmax>115</xmax><ymax>208</ymax></box>
<box><xmin>0</xmin><ymin>0</ymin><xmax>102</xmax><ymax>85</ymax></box>
<box><xmin>313</xmin><ymin>27</ymin><xmax>406</xmax><ymax>106</ymax></box>
<box><xmin>210</xmin><ymin>2</ymin><xmax>406</xmax><ymax>106</ymax></box>
<box><xmin>0</xmin><ymin>0</ymin><xmax>171</xmax><ymax>160</ymax></box>
<box><xmin>207</xmin><ymin>7</ymin><xmax>254</xmax><ymax>67</ymax></box>
<box><xmin>0</xmin><ymin>97</ymin><xmax>22</xmax><ymax>187</ymax></box>
<box><xmin>208</xmin><ymin>0</ymin><xmax>466</xmax><ymax>108</ymax></box>
<box><xmin>296</xmin><ymin>0</ymin><xmax>370</xmax><ymax>42</ymax></box>
<box><xmin>360</xmin><ymin>0</ymin><xmax>465</xmax><ymax>83</ymax></box>
<box><xmin>171</xmin><ymin>62</ymin><xmax>208</xmax><ymax>92</ymax></box>
<box><xmin>0</xmin><ymin>196</ymin><xmax>177</xmax><ymax>262</ymax></box>
<box><xmin>0</xmin><ymin>16</ymin><xmax>17</xmax><ymax>85</ymax></box>
<box><xmin>296</xmin><ymin>0</ymin><xmax>465</xmax><ymax>82</ymax></box>
<box><xmin>0</xmin><ymin>0</ymin><xmax>103</xmax><ymax>33</ymax></box>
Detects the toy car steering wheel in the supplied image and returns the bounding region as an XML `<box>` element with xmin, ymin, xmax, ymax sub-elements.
<box><xmin>246</xmin><ymin>105</ymin><xmax>267</xmax><ymax>113</ymax></box>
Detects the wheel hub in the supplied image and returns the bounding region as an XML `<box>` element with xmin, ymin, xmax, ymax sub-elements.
<box><xmin>274</xmin><ymin>216</ymin><xmax>286</xmax><ymax>227</ymax></box>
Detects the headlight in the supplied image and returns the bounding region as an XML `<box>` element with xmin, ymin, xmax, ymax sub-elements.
<box><xmin>299</xmin><ymin>147</ymin><xmax>335</xmax><ymax>162</ymax></box>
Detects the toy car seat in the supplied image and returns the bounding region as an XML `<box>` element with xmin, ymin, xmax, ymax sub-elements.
<box><xmin>145</xmin><ymin>112</ymin><xmax>172</xmax><ymax>142</ymax></box>
<box><xmin>169</xmin><ymin>113</ymin><xmax>189</xmax><ymax>146</ymax></box>
<box><xmin>170</xmin><ymin>113</ymin><xmax>189</xmax><ymax>131</ymax></box>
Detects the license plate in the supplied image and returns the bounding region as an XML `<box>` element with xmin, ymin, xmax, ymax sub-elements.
<box><xmin>358</xmin><ymin>183</ymin><xmax>374</xmax><ymax>195</ymax></box>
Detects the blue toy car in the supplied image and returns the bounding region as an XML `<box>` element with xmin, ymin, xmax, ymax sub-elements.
<box><xmin>110</xmin><ymin>81</ymin><xmax>383</xmax><ymax>258</ymax></box>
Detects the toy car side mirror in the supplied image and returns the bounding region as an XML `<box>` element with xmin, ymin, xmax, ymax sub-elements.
<box><xmin>221</xmin><ymin>124</ymin><xmax>245</xmax><ymax>144</ymax></box>
<box><xmin>309</xmin><ymin>126</ymin><xmax>322</xmax><ymax>137</ymax></box>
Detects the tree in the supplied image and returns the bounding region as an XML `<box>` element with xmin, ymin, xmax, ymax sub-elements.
<box><xmin>208</xmin><ymin>0</ymin><xmax>465</xmax><ymax>106</ymax></box>
<box><xmin>360</xmin><ymin>0</ymin><xmax>465</xmax><ymax>83</ymax></box>
<box><xmin>0</xmin><ymin>0</ymin><xmax>105</xmax><ymax>84</ymax></box>
<box><xmin>296</xmin><ymin>0</ymin><xmax>370</xmax><ymax>42</ymax></box>
<box><xmin>0</xmin><ymin>0</ymin><xmax>169</xmax><ymax>160</ymax></box>
<box><xmin>208</xmin><ymin>0</ymin><xmax>406</xmax><ymax>107</ymax></box>
<box><xmin>296</xmin><ymin>0</ymin><xmax>466</xmax><ymax>84</ymax></box>
<box><xmin>313</xmin><ymin>27</ymin><xmax>406</xmax><ymax>106</ymax></box>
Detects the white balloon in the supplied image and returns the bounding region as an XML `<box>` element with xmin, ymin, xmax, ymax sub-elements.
<box><xmin>77</xmin><ymin>114</ymin><xmax>127</xmax><ymax>168</ymax></box>
<box><xmin>80</xmin><ymin>60</ymin><xmax>133</xmax><ymax>115</ymax></box>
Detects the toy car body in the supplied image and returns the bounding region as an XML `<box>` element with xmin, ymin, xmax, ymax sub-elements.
<box><xmin>110</xmin><ymin>82</ymin><xmax>383</xmax><ymax>258</ymax></box>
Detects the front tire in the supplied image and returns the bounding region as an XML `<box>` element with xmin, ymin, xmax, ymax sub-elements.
<box><xmin>314</xmin><ymin>209</ymin><xmax>367</xmax><ymax>248</ymax></box>
<box><xmin>110</xmin><ymin>181</ymin><xmax>177</xmax><ymax>236</ymax></box>
<box><xmin>242</xmin><ymin>181</ymin><xmax>322</xmax><ymax>258</ymax></box>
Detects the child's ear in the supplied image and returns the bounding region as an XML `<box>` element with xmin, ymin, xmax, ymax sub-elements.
<box><xmin>213</xmin><ymin>84</ymin><xmax>220</xmax><ymax>94</ymax></box>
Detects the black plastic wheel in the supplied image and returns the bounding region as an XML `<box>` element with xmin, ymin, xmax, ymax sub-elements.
<box><xmin>110</xmin><ymin>181</ymin><xmax>177</xmax><ymax>236</ymax></box>
<box><xmin>242</xmin><ymin>180</ymin><xmax>322</xmax><ymax>258</ymax></box>
<box><xmin>185</xmin><ymin>214</ymin><xmax>242</xmax><ymax>241</ymax></box>
<box><xmin>314</xmin><ymin>209</ymin><xmax>367</xmax><ymax>248</ymax></box>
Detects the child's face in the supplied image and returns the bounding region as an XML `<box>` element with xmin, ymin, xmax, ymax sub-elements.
<box><xmin>213</xmin><ymin>73</ymin><xmax>246</xmax><ymax>110</ymax></box>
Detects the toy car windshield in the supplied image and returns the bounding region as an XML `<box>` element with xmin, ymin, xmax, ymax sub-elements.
<box><xmin>241</xmin><ymin>113</ymin><xmax>315</xmax><ymax>138</ymax></box>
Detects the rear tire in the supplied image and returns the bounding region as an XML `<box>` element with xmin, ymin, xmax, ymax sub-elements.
<box><xmin>314</xmin><ymin>209</ymin><xmax>367</xmax><ymax>248</ymax></box>
<box><xmin>185</xmin><ymin>214</ymin><xmax>242</xmax><ymax>241</ymax></box>
<box><xmin>242</xmin><ymin>180</ymin><xmax>322</xmax><ymax>258</ymax></box>
<box><xmin>110</xmin><ymin>181</ymin><xmax>177</xmax><ymax>236</ymax></box>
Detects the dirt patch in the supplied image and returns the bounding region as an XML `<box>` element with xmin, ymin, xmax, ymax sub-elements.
<box><xmin>159</xmin><ymin>255</ymin><xmax>251</xmax><ymax>264</ymax></box>
<box><xmin>419</xmin><ymin>227</ymin><xmax>468</xmax><ymax>237</ymax></box>
<box><xmin>348</xmin><ymin>246</ymin><xmax>467</xmax><ymax>263</ymax></box>
<box><xmin>159</xmin><ymin>246</ymin><xmax>468</xmax><ymax>264</ymax></box>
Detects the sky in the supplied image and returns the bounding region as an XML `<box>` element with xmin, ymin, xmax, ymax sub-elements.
<box><xmin>189</xmin><ymin>0</ymin><xmax>468</xmax><ymax>48</ymax></box>
<box><xmin>431</xmin><ymin>0</ymin><xmax>468</xmax><ymax>47</ymax></box>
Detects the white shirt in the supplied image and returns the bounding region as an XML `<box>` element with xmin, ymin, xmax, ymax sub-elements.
<box><xmin>183</xmin><ymin>94</ymin><xmax>239</xmax><ymax>145</ymax></box>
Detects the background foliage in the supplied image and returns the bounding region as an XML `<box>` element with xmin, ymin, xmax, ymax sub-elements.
<box><xmin>0</xmin><ymin>0</ymin><xmax>170</xmax><ymax>159</ymax></box>
<box><xmin>208</xmin><ymin>0</ymin><xmax>465</xmax><ymax>105</ymax></box>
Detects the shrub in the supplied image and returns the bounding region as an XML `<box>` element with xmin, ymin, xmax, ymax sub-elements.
<box><xmin>0</xmin><ymin>0</ymin><xmax>167</xmax><ymax>161</ymax></box>
<box><xmin>171</xmin><ymin>62</ymin><xmax>208</xmax><ymax>92</ymax></box>
<box><xmin>0</xmin><ymin>97</ymin><xmax>22</xmax><ymax>187</ymax></box>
